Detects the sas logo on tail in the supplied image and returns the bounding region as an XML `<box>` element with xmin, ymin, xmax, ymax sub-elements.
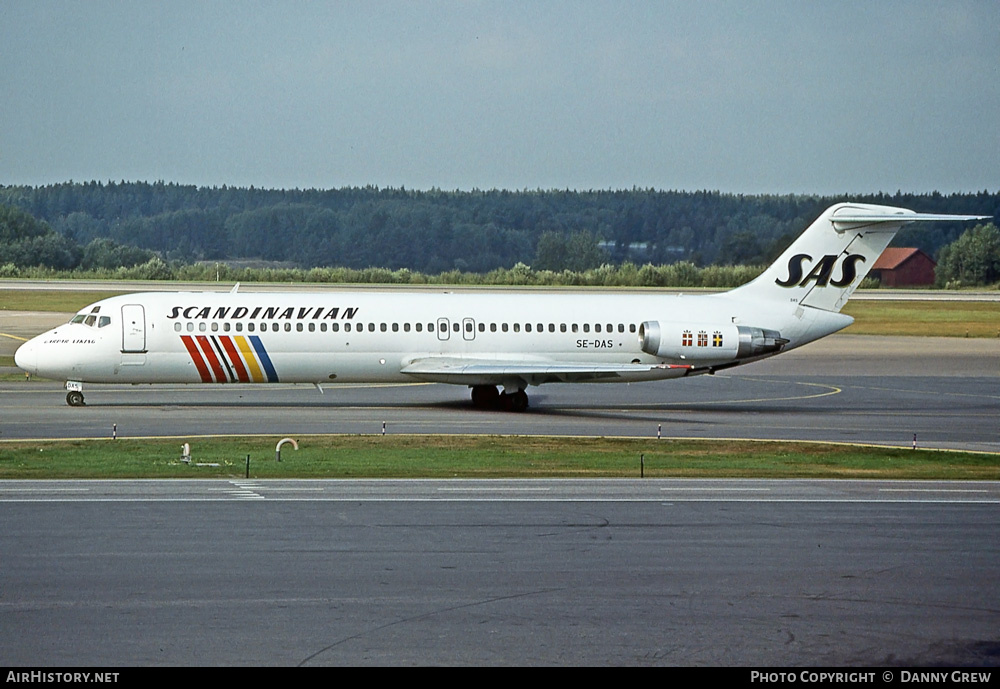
<box><xmin>775</xmin><ymin>253</ymin><xmax>866</xmax><ymax>288</ymax></box>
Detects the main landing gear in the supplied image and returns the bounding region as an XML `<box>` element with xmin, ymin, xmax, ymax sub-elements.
<box><xmin>470</xmin><ymin>385</ymin><xmax>529</xmax><ymax>412</ymax></box>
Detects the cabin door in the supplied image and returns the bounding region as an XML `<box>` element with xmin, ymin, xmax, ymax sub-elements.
<box><xmin>121</xmin><ymin>304</ymin><xmax>147</xmax><ymax>353</ymax></box>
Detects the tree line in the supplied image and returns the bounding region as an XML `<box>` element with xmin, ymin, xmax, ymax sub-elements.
<box><xmin>0</xmin><ymin>183</ymin><xmax>998</xmax><ymax>286</ymax></box>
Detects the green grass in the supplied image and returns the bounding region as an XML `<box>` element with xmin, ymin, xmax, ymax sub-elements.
<box><xmin>842</xmin><ymin>300</ymin><xmax>1000</xmax><ymax>337</ymax></box>
<box><xmin>0</xmin><ymin>290</ymin><xmax>131</xmax><ymax>313</ymax></box>
<box><xmin>0</xmin><ymin>435</ymin><xmax>996</xmax><ymax>480</ymax></box>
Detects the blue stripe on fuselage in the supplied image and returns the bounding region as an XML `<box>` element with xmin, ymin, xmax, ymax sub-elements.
<box><xmin>249</xmin><ymin>335</ymin><xmax>279</xmax><ymax>383</ymax></box>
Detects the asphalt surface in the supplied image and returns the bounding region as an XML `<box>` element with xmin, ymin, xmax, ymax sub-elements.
<box><xmin>1</xmin><ymin>479</ymin><xmax>998</xmax><ymax>666</ymax></box>
<box><xmin>2</xmin><ymin>333</ymin><xmax>997</xmax><ymax>452</ymax></box>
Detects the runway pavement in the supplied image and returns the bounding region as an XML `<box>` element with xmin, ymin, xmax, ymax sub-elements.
<box><xmin>1</xmin><ymin>478</ymin><xmax>998</xmax><ymax>666</ymax></box>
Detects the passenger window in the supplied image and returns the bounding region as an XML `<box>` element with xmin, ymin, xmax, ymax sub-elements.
<box><xmin>572</xmin><ymin>324</ymin><xmax>579</xmax><ymax>333</ymax></box>
<box><xmin>368</xmin><ymin>323</ymin><xmax>375</xmax><ymax>332</ymax></box>
<box><xmin>502</xmin><ymin>323</ymin><xmax>508</xmax><ymax>332</ymax></box>
<box><xmin>187</xmin><ymin>322</ymin><xmax>194</xmax><ymax>332</ymax></box>
<box><xmin>595</xmin><ymin>324</ymin><xmax>602</xmax><ymax>333</ymax></box>
<box><xmin>296</xmin><ymin>323</ymin><xmax>303</xmax><ymax>332</ymax></box>
<box><xmin>248</xmin><ymin>323</ymin><xmax>255</xmax><ymax>332</ymax></box>
<box><xmin>174</xmin><ymin>322</ymin><xmax>181</xmax><ymax>332</ymax></box>
<box><xmin>308</xmin><ymin>323</ymin><xmax>315</xmax><ymax>332</ymax></box>
<box><xmin>415</xmin><ymin>323</ymin><xmax>422</xmax><ymax>332</ymax></box>
<box><xmin>583</xmin><ymin>324</ymin><xmax>590</xmax><ymax>333</ymax></box>
<box><xmin>199</xmin><ymin>322</ymin><xmax>207</xmax><ymax>332</ymax></box>
<box><xmin>223</xmin><ymin>323</ymin><xmax>231</xmax><ymax>332</ymax></box>
<box><xmin>404</xmin><ymin>323</ymin><xmax>410</xmax><ymax>332</ymax></box>
<box><xmin>525</xmin><ymin>323</ymin><xmax>532</xmax><ymax>332</ymax></box>
<box><xmin>283</xmin><ymin>323</ymin><xmax>290</xmax><ymax>332</ymax></box>
<box><xmin>514</xmin><ymin>323</ymin><xmax>520</xmax><ymax>333</ymax></box>
<box><xmin>490</xmin><ymin>323</ymin><xmax>496</xmax><ymax>332</ymax></box>
<box><xmin>560</xmin><ymin>324</ymin><xmax>566</xmax><ymax>332</ymax></box>
<box><xmin>236</xmin><ymin>322</ymin><xmax>243</xmax><ymax>332</ymax></box>
<box><xmin>211</xmin><ymin>322</ymin><xmax>219</xmax><ymax>332</ymax></box>
<box><xmin>380</xmin><ymin>323</ymin><xmax>387</xmax><ymax>332</ymax></box>
<box><xmin>392</xmin><ymin>323</ymin><xmax>399</xmax><ymax>332</ymax></box>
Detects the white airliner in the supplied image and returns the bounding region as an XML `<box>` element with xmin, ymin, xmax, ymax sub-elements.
<box><xmin>14</xmin><ymin>203</ymin><xmax>988</xmax><ymax>410</ymax></box>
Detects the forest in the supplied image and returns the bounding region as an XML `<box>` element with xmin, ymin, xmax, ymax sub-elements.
<box><xmin>0</xmin><ymin>183</ymin><xmax>998</xmax><ymax>285</ymax></box>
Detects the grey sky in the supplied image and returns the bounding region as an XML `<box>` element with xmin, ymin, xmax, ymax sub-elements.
<box><xmin>2</xmin><ymin>1</ymin><xmax>997</xmax><ymax>194</ymax></box>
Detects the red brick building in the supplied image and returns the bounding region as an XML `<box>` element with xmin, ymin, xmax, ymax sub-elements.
<box><xmin>870</xmin><ymin>248</ymin><xmax>936</xmax><ymax>287</ymax></box>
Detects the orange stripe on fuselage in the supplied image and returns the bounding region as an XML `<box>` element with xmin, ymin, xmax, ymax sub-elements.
<box><xmin>235</xmin><ymin>336</ymin><xmax>265</xmax><ymax>383</ymax></box>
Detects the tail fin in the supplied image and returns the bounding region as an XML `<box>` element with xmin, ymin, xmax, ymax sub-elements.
<box><xmin>728</xmin><ymin>203</ymin><xmax>988</xmax><ymax>312</ymax></box>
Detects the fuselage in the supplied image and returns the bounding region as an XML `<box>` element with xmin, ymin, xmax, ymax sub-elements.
<box><xmin>13</xmin><ymin>288</ymin><xmax>849</xmax><ymax>387</ymax></box>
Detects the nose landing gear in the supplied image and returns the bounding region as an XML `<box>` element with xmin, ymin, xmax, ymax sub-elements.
<box><xmin>65</xmin><ymin>382</ymin><xmax>85</xmax><ymax>406</ymax></box>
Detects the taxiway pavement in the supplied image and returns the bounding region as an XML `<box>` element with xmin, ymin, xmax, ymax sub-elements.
<box><xmin>2</xmin><ymin>335</ymin><xmax>997</xmax><ymax>452</ymax></box>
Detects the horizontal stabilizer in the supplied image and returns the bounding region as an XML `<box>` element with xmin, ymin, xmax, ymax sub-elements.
<box><xmin>831</xmin><ymin>210</ymin><xmax>990</xmax><ymax>231</ymax></box>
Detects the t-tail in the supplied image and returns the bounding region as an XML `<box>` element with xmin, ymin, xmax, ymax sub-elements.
<box><xmin>728</xmin><ymin>203</ymin><xmax>989</xmax><ymax>313</ymax></box>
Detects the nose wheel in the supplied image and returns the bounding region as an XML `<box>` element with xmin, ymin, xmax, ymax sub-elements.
<box><xmin>66</xmin><ymin>391</ymin><xmax>85</xmax><ymax>406</ymax></box>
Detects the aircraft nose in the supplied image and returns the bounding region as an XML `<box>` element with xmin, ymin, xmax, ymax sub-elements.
<box><xmin>14</xmin><ymin>339</ymin><xmax>38</xmax><ymax>375</ymax></box>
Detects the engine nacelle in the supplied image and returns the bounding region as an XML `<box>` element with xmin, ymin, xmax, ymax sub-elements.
<box><xmin>638</xmin><ymin>322</ymin><xmax>787</xmax><ymax>361</ymax></box>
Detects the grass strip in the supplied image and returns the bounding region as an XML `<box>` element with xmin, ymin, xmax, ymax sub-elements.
<box><xmin>0</xmin><ymin>290</ymin><xmax>130</xmax><ymax>313</ymax></box>
<box><xmin>0</xmin><ymin>435</ymin><xmax>996</xmax><ymax>480</ymax></box>
<box><xmin>841</xmin><ymin>300</ymin><xmax>1000</xmax><ymax>337</ymax></box>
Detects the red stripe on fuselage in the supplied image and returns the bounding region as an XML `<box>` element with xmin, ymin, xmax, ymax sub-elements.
<box><xmin>196</xmin><ymin>335</ymin><xmax>227</xmax><ymax>382</ymax></box>
<box><xmin>181</xmin><ymin>336</ymin><xmax>213</xmax><ymax>383</ymax></box>
<box><xmin>218</xmin><ymin>336</ymin><xmax>250</xmax><ymax>382</ymax></box>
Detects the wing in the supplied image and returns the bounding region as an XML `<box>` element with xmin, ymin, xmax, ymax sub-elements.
<box><xmin>400</xmin><ymin>356</ymin><xmax>693</xmax><ymax>386</ymax></box>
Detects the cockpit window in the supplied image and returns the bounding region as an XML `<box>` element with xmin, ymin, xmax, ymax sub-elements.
<box><xmin>70</xmin><ymin>315</ymin><xmax>86</xmax><ymax>324</ymax></box>
<box><xmin>84</xmin><ymin>315</ymin><xmax>97</xmax><ymax>327</ymax></box>
<box><xmin>98</xmin><ymin>316</ymin><xmax>111</xmax><ymax>328</ymax></box>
